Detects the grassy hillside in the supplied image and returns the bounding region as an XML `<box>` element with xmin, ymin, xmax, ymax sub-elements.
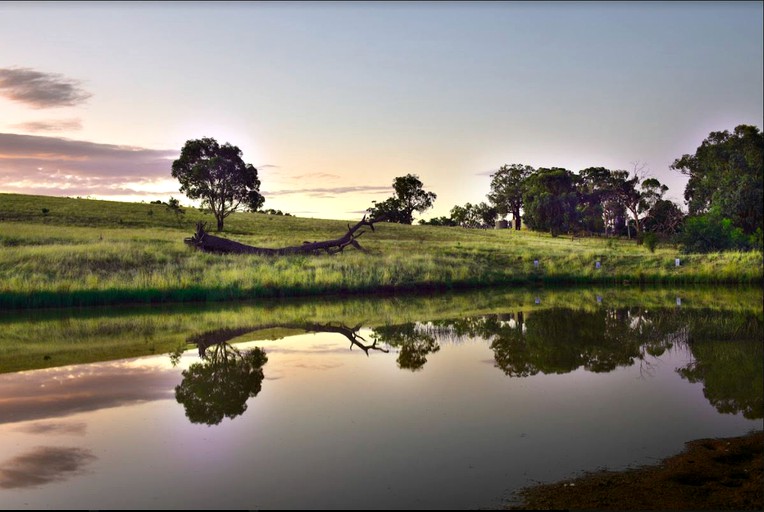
<box><xmin>1</xmin><ymin>192</ymin><xmax>761</xmax><ymax>309</ymax></box>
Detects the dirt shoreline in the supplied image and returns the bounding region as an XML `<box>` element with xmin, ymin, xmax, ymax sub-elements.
<box><xmin>506</xmin><ymin>430</ymin><xmax>763</xmax><ymax>510</ymax></box>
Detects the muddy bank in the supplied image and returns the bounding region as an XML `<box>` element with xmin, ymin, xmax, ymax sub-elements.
<box><xmin>507</xmin><ymin>430</ymin><xmax>763</xmax><ymax>510</ymax></box>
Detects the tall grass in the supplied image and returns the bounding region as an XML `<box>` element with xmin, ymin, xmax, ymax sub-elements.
<box><xmin>1</xmin><ymin>193</ymin><xmax>762</xmax><ymax>309</ymax></box>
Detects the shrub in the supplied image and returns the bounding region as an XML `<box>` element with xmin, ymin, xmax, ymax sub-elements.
<box><xmin>642</xmin><ymin>232</ymin><xmax>658</xmax><ymax>253</ymax></box>
<box><xmin>679</xmin><ymin>211</ymin><xmax>750</xmax><ymax>253</ymax></box>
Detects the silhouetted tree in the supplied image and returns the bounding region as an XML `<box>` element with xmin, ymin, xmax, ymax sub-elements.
<box><xmin>368</xmin><ymin>174</ymin><xmax>436</xmax><ymax>224</ymax></box>
<box><xmin>171</xmin><ymin>137</ymin><xmax>264</xmax><ymax>231</ymax></box>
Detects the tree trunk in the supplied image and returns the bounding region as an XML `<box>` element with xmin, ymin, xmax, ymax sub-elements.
<box><xmin>184</xmin><ymin>215</ymin><xmax>383</xmax><ymax>256</ymax></box>
<box><xmin>513</xmin><ymin>207</ymin><xmax>522</xmax><ymax>230</ymax></box>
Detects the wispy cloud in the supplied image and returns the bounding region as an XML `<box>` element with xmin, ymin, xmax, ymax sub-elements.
<box><xmin>13</xmin><ymin>421</ymin><xmax>87</xmax><ymax>436</ymax></box>
<box><xmin>263</xmin><ymin>185</ymin><xmax>391</xmax><ymax>199</ymax></box>
<box><xmin>0</xmin><ymin>133</ymin><xmax>179</xmax><ymax>198</ymax></box>
<box><xmin>289</xmin><ymin>172</ymin><xmax>342</xmax><ymax>181</ymax></box>
<box><xmin>0</xmin><ymin>67</ymin><xmax>92</xmax><ymax>109</ymax></box>
<box><xmin>10</xmin><ymin>118</ymin><xmax>83</xmax><ymax>132</ymax></box>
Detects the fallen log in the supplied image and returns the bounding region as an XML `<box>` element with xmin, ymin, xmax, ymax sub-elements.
<box><xmin>184</xmin><ymin>215</ymin><xmax>383</xmax><ymax>255</ymax></box>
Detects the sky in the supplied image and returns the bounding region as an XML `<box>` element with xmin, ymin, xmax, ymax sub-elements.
<box><xmin>1</xmin><ymin>1</ymin><xmax>762</xmax><ymax>221</ymax></box>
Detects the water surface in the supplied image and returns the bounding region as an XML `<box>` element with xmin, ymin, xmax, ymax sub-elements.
<box><xmin>0</xmin><ymin>287</ymin><xmax>761</xmax><ymax>509</ymax></box>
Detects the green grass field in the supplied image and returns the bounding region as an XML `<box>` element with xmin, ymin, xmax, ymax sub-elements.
<box><xmin>1</xmin><ymin>192</ymin><xmax>762</xmax><ymax>309</ymax></box>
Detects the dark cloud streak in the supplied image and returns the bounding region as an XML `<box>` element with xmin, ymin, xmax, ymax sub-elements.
<box><xmin>0</xmin><ymin>446</ymin><xmax>96</xmax><ymax>489</ymax></box>
<box><xmin>0</xmin><ymin>67</ymin><xmax>92</xmax><ymax>109</ymax></box>
<box><xmin>0</xmin><ymin>132</ymin><xmax>178</xmax><ymax>197</ymax></box>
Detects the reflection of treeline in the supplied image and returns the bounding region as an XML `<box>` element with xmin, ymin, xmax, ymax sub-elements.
<box><xmin>370</xmin><ymin>307</ymin><xmax>762</xmax><ymax>418</ymax></box>
<box><xmin>2</xmin><ymin>286</ymin><xmax>761</xmax><ymax>375</ymax></box>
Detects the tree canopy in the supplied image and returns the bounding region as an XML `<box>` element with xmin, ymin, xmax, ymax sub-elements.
<box><xmin>368</xmin><ymin>174</ymin><xmax>437</xmax><ymax>224</ymax></box>
<box><xmin>671</xmin><ymin>124</ymin><xmax>763</xmax><ymax>236</ymax></box>
<box><xmin>522</xmin><ymin>167</ymin><xmax>579</xmax><ymax>236</ymax></box>
<box><xmin>488</xmin><ymin>164</ymin><xmax>533</xmax><ymax>230</ymax></box>
<box><xmin>171</xmin><ymin>137</ymin><xmax>264</xmax><ymax>231</ymax></box>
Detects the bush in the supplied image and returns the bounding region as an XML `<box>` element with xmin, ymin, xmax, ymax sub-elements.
<box><xmin>679</xmin><ymin>211</ymin><xmax>750</xmax><ymax>253</ymax></box>
<box><xmin>642</xmin><ymin>232</ymin><xmax>658</xmax><ymax>253</ymax></box>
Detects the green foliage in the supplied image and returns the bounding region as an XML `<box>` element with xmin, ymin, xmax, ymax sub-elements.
<box><xmin>523</xmin><ymin>168</ymin><xmax>578</xmax><ymax>235</ymax></box>
<box><xmin>488</xmin><ymin>164</ymin><xmax>533</xmax><ymax>230</ymax></box>
<box><xmin>642</xmin><ymin>199</ymin><xmax>685</xmax><ymax>235</ymax></box>
<box><xmin>419</xmin><ymin>216</ymin><xmax>457</xmax><ymax>226</ymax></box>
<box><xmin>171</xmin><ymin>137</ymin><xmax>264</xmax><ymax>231</ymax></box>
<box><xmin>642</xmin><ymin>232</ymin><xmax>658</xmax><ymax>253</ymax></box>
<box><xmin>175</xmin><ymin>344</ymin><xmax>267</xmax><ymax>425</ymax></box>
<box><xmin>368</xmin><ymin>174</ymin><xmax>436</xmax><ymax>224</ymax></box>
<box><xmin>671</xmin><ymin>124</ymin><xmax>763</xmax><ymax>236</ymax></box>
<box><xmin>449</xmin><ymin>201</ymin><xmax>497</xmax><ymax>228</ymax></box>
<box><xmin>679</xmin><ymin>209</ymin><xmax>751</xmax><ymax>253</ymax></box>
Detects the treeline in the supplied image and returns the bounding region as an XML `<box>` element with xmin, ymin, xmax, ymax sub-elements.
<box><xmin>426</xmin><ymin>164</ymin><xmax>680</xmax><ymax>240</ymax></box>
<box><xmin>397</xmin><ymin>124</ymin><xmax>761</xmax><ymax>253</ymax></box>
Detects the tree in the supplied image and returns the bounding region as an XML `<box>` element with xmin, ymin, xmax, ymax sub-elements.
<box><xmin>419</xmin><ymin>216</ymin><xmax>457</xmax><ymax>226</ymax></box>
<box><xmin>449</xmin><ymin>202</ymin><xmax>497</xmax><ymax>228</ymax></box>
<box><xmin>642</xmin><ymin>198</ymin><xmax>684</xmax><ymax>236</ymax></box>
<box><xmin>474</xmin><ymin>202</ymin><xmax>499</xmax><ymax>228</ymax></box>
<box><xmin>608</xmin><ymin>164</ymin><xmax>668</xmax><ymax>239</ymax></box>
<box><xmin>171</xmin><ymin>137</ymin><xmax>264</xmax><ymax>231</ymax></box>
<box><xmin>368</xmin><ymin>174</ymin><xmax>436</xmax><ymax>224</ymax></box>
<box><xmin>488</xmin><ymin>164</ymin><xmax>533</xmax><ymax>230</ymax></box>
<box><xmin>577</xmin><ymin>167</ymin><xmax>612</xmax><ymax>235</ymax></box>
<box><xmin>367</xmin><ymin>197</ymin><xmax>409</xmax><ymax>224</ymax></box>
<box><xmin>522</xmin><ymin>167</ymin><xmax>578</xmax><ymax>236</ymax></box>
<box><xmin>671</xmin><ymin>124</ymin><xmax>763</xmax><ymax>236</ymax></box>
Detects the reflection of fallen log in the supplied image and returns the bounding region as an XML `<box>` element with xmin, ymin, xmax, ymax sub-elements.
<box><xmin>190</xmin><ymin>322</ymin><xmax>389</xmax><ymax>357</ymax></box>
<box><xmin>184</xmin><ymin>215</ymin><xmax>383</xmax><ymax>255</ymax></box>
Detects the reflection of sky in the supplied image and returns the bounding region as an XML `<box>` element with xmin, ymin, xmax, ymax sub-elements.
<box><xmin>0</xmin><ymin>446</ymin><xmax>96</xmax><ymax>489</ymax></box>
<box><xmin>0</xmin><ymin>356</ymin><xmax>184</xmax><ymax>425</ymax></box>
<box><xmin>0</xmin><ymin>333</ymin><xmax>370</xmax><ymax>426</ymax></box>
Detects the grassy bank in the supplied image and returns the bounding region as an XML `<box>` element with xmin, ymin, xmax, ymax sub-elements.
<box><xmin>1</xmin><ymin>193</ymin><xmax>762</xmax><ymax>309</ymax></box>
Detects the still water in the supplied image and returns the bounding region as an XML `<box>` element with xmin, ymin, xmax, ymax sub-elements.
<box><xmin>0</xmin><ymin>287</ymin><xmax>761</xmax><ymax>509</ymax></box>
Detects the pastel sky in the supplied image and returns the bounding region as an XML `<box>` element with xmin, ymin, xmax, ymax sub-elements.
<box><xmin>1</xmin><ymin>1</ymin><xmax>762</xmax><ymax>221</ymax></box>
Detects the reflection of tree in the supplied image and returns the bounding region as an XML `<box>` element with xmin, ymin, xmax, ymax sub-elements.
<box><xmin>485</xmin><ymin>309</ymin><xmax>645</xmax><ymax>376</ymax></box>
<box><xmin>173</xmin><ymin>321</ymin><xmax>386</xmax><ymax>424</ymax></box>
<box><xmin>677</xmin><ymin>311</ymin><xmax>763</xmax><ymax>419</ymax></box>
<box><xmin>428</xmin><ymin>308</ymin><xmax>682</xmax><ymax>377</ymax></box>
<box><xmin>174</xmin><ymin>343</ymin><xmax>267</xmax><ymax>425</ymax></box>
<box><xmin>371</xmin><ymin>323</ymin><xmax>439</xmax><ymax>371</ymax></box>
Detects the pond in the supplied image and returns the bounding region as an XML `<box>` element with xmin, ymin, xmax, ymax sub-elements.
<box><xmin>0</xmin><ymin>287</ymin><xmax>761</xmax><ymax>509</ymax></box>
